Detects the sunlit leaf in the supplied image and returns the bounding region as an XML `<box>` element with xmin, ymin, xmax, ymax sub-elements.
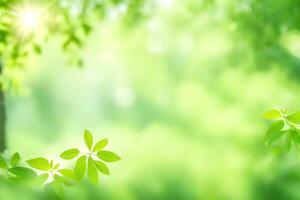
<box><xmin>84</xmin><ymin>129</ymin><xmax>93</xmax><ymax>150</ymax></box>
<box><xmin>93</xmin><ymin>139</ymin><xmax>108</xmax><ymax>152</ymax></box>
<box><xmin>60</xmin><ymin>148</ymin><xmax>80</xmax><ymax>160</ymax></box>
<box><xmin>59</xmin><ymin>169</ymin><xmax>75</xmax><ymax>179</ymax></box>
<box><xmin>266</xmin><ymin>120</ymin><xmax>284</xmax><ymax>135</ymax></box>
<box><xmin>266</xmin><ymin>130</ymin><xmax>286</xmax><ymax>145</ymax></box>
<box><xmin>94</xmin><ymin>160</ymin><xmax>110</xmax><ymax>175</ymax></box>
<box><xmin>287</xmin><ymin>112</ymin><xmax>300</xmax><ymax>124</ymax></box>
<box><xmin>10</xmin><ymin>152</ymin><xmax>20</xmax><ymax>167</ymax></box>
<box><xmin>50</xmin><ymin>160</ymin><xmax>53</xmax><ymax>168</ymax></box>
<box><xmin>282</xmin><ymin>132</ymin><xmax>292</xmax><ymax>153</ymax></box>
<box><xmin>8</xmin><ymin>167</ymin><xmax>36</xmax><ymax>178</ymax></box>
<box><xmin>53</xmin><ymin>163</ymin><xmax>60</xmax><ymax>170</ymax></box>
<box><xmin>74</xmin><ymin>155</ymin><xmax>86</xmax><ymax>181</ymax></box>
<box><xmin>26</xmin><ymin>157</ymin><xmax>50</xmax><ymax>171</ymax></box>
<box><xmin>292</xmin><ymin>131</ymin><xmax>300</xmax><ymax>144</ymax></box>
<box><xmin>31</xmin><ymin>173</ymin><xmax>49</xmax><ymax>186</ymax></box>
<box><xmin>54</xmin><ymin>174</ymin><xmax>75</xmax><ymax>186</ymax></box>
<box><xmin>263</xmin><ymin>109</ymin><xmax>282</xmax><ymax>119</ymax></box>
<box><xmin>97</xmin><ymin>150</ymin><xmax>121</xmax><ymax>162</ymax></box>
<box><xmin>0</xmin><ymin>154</ymin><xmax>7</xmax><ymax>169</ymax></box>
<box><xmin>87</xmin><ymin>157</ymin><xmax>98</xmax><ymax>184</ymax></box>
<box><xmin>265</xmin><ymin>120</ymin><xmax>285</xmax><ymax>145</ymax></box>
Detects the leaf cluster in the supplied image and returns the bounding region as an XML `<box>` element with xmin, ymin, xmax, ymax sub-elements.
<box><xmin>263</xmin><ymin>109</ymin><xmax>300</xmax><ymax>154</ymax></box>
<box><xmin>0</xmin><ymin>129</ymin><xmax>121</xmax><ymax>198</ymax></box>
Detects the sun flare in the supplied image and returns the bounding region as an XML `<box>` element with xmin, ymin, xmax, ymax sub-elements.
<box><xmin>12</xmin><ymin>4</ymin><xmax>47</xmax><ymax>36</ymax></box>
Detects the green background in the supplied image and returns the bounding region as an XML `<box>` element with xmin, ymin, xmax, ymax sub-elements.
<box><xmin>3</xmin><ymin>0</ymin><xmax>300</xmax><ymax>199</ymax></box>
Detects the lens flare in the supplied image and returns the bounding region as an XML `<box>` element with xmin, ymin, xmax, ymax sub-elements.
<box><xmin>11</xmin><ymin>3</ymin><xmax>48</xmax><ymax>36</ymax></box>
<box><xmin>19</xmin><ymin>9</ymin><xmax>40</xmax><ymax>30</ymax></box>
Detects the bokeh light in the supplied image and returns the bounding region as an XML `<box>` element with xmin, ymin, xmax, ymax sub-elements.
<box><xmin>12</xmin><ymin>4</ymin><xmax>46</xmax><ymax>36</ymax></box>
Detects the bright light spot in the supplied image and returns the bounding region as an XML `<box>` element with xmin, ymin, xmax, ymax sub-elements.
<box><xmin>13</xmin><ymin>4</ymin><xmax>46</xmax><ymax>35</ymax></box>
<box><xmin>70</xmin><ymin>6</ymin><xmax>80</xmax><ymax>16</ymax></box>
<box><xmin>157</xmin><ymin>0</ymin><xmax>173</xmax><ymax>9</ymax></box>
<box><xmin>108</xmin><ymin>3</ymin><xmax>128</xmax><ymax>20</ymax></box>
<box><xmin>19</xmin><ymin>9</ymin><xmax>39</xmax><ymax>29</ymax></box>
<box><xmin>114</xmin><ymin>87</ymin><xmax>136</xmax><ymax>108</ymax></box>
<box><xmin>281</xmin><ymin>31</ymin><xmax>300</xmax><ymax>58</ymax></box>
<box><xmin>147</xmin><ymin>37</ymin><xmax>165</xmax><ymax>54</ymax></box>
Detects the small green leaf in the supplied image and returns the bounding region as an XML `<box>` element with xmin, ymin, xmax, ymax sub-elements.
<box><xmin>54</xmin><ymin>174</ymin><xmax>75</xmax><ymax>186</ymax></box>
<box><xmin>266</xmin><ymin>120</ymin><xmax>286</xmax><ymax>145</ymax></box>
<box><xmin>266</xmin><ymin>130</ymin><xmax>286</xmax><ymax>145</ymax></box>
<box><xmin>93</xmin><ymin>139</ymin><xmax>108</xmax><ymax>152</ymax></box>
<box><xmin>60</xmin><ymin>149</ymin><xmax>80</xmax><ymax>160</ymax></box>
<box><xmin>287</xmin><ymin>112</ymin><xmax>300</xmax><ymax>124</ymax></box>
<box><xmin>87</xmin><ymin>158</ymin><xmax>98</xmax><ymax>184</ymax></box>
<box><xmin>10</xmin><ymin>152</ymin><xmax>20</xmax><ymax>167</ymax></box>
<box><xmin>291</xmin><ymin>129</ymin><xmax>300</xmax><ymax>144</ymax></box>
<box><xmin>59</xmin><ymin>169</ymin><xmax>75</xmax><ymax>179</ymax></box>
<box><xmin>53</xmin><ymin>163</ymin><xmax>60</xmax><ymax>170</ymax></box>
<box><xmin>94</xmin><ymin>160</ymin><xmax>110</xmax><ymax>175</ymax></box>
<box><xmin>97</xmin><ymin>150</ymin><xmax>121</xmax><ymax>162</ymax></box>
<box><xmin>31</xmin><ymin>173</ymin><xmax>49</xmax><ymax>186</ymax></box>
<box><xmin>8</xmin><ymin>167</ymin><xmax>37</xmax><ymax>178</ymax></box>
<box><xmin>282</xmin><ymin>133</ymin><xmax>292</xmax><ymax>153</ymax></box>
<box><xmin>294</xmin><ymin>135</ymin><xmax>300</xmax><ymax>144</ymax></box>
<box><xmin>26</xmin><ymin>157</ymin><xmax>51</xmax><ymax>171</ymax></box>
<box><xmin>74</xmin><ymin>156</ymin><xmax>86</xmax><ymax>181</ymax></box>
<box><xmin>263</xmin><ymin>109</ymin><xmax>282</xmax><ymax>119</ymax></box>
<box><xmin>84</xmin><ymin>129</ymin><xmax>93</xmax><ymax>150</ymax></box>
<box><xmin>0</xmin><ymin>154</ymin><xmax>7</xmax><ymax>169</ymax></box>
<box><xmin>266</xmin><ymin>120</ymin><xmax>284</xmax><ymax>139</ymax></box>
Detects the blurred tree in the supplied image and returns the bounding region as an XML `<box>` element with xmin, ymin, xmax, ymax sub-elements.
<box><xmin>230</xmin><ymin>0</ymin><xmax>300</xmax><ymax>76</ymax></box>
<box><xmin>0</xmin><ymin>0</ymin><xmax>146</xmax><ymax>152</ymax></box>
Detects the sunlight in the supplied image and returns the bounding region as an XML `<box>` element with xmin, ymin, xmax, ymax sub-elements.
<box><xmin>19</xmin><ymin>9</ymin><xmax>40</xmax><ymax>29</ymax></box>
<box><xmin>13</xmin><ymin>4</ymin><xmax>46</xmax><ymax>35</ymax></box>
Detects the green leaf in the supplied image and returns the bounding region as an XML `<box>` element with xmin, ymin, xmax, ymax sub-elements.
<box><xmin>263</xmin><ymin>109</ymin><xmax>282</xmax><ymax>119</ymax></box>
<box><xmin>87</xmin><ymin>158</ymin><xmax>98</xmax><ymax>184</ymax></box>
<box><xmin>93</xmin><ymin>139</ymin><xmax>108</xmax><ymax>152</ymax></box>
<box><xmin>8</xmin><ymin>167</ymin><xmax>37</xmax><ymax>178</ymax></box>
<box><xmin>74</xmin><ymin>156</ymin><xmax>86</xmax><ymax>181</ymax></box>
<box><xmin>54</xmin><ymin>174</ymin><xmax>75</xmax><ymax>186</ymax></box>
<box><xmin>94</xmin><ymin>160</ymin><xmax>110</xmax><ymax>175</ymax></box>
<box><xmin>10</xmin><ymin>153</ymin><xmax>20</xmax><ymax>166</ymax></box>
<box><xmin>60</xmin><ymin>149</ymin><xmax>80</xmax><ymax>160</ymax></box>
<box><xmin>58</xmin><ymin>169</ymin><xmax>75</xmax><ymax>179</ymax></box>
<box><xmin>26</xmin><ymin>157</ymin><xmax>51</xmax><ymax>171</ymax></box>
<box><xmin>31</xmin><ymin>173</ymin><xmax>49</xmax><ymax>186</ymax></box>
<box><xmin>287</xmin><ymin>112</ymin><xmax>300</xmax><ymax>124</ymax></box>
<box><xmin>290</xmin><ymin>129</ymin><xmax>300</xmax><ymax>144</ymax></box>
<box><xmin>267</xmin><ymin>130</ymin><xmax>286</xmax><ymax>145</ymax></box>
<box><xmin>0</xmin><ymin>154</ymin><xmax>7</xmax><ymax>169</ymax></box>
<box><xmin>265</xmin><ymin>120</ymin><xmax>284</xmax><ymax>143</ymax></box>
<box><xmin>84</xmin><ymin>129</ymin><xmax>93</xmax><ymax>150</ymax></box>
<box><xmin>53</xmin><ymin>163</ymin><xmax>60</xmax><ymax>170</ymax></box>
<box><xmin>97</xmin><ymin>150</ymin><xmax>121</xmax><ymax>162</ymax></box>
<box><xmin>282</xmin><ymin>133</ymin><xmax>292</xmax><ymax>153</ymax></box>
<box><xmin>293</xmin><ymin>135</ymin><xmax>300</xmax><ymax>144</ymax></box>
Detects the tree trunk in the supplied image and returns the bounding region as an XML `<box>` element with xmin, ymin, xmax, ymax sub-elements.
<box><xmin>0</xmin><ymin>61</ymin><xmax>6</xmax><ymax>152</ymax></box>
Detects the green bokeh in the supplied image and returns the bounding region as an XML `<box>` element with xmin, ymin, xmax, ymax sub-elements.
<box><xmin>3</xmin><ymin>0</ymin><xmax>300</xmax><ymax>199</ymax></box>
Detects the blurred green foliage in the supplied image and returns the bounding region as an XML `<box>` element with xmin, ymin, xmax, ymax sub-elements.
<box><xmin>2</xmin><ymin>0</ymin><xmax>300</xmax><ymax>199</ymax></box>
